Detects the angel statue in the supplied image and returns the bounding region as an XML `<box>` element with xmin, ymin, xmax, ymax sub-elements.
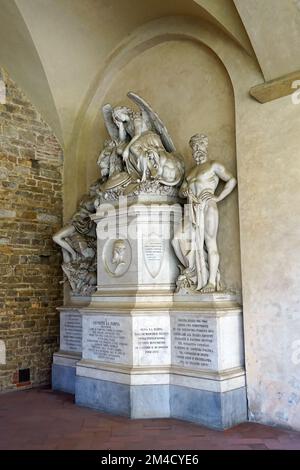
<box><xmin>101</xmin><ymin>92</ymin><xmax>184</xmax><ymax>188</ymax></box>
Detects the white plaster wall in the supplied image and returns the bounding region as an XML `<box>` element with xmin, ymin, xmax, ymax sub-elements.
<box><xmin>237</xmin><ymin>94</ymin><xmax>300</xmax><ymax>430</ymax></box>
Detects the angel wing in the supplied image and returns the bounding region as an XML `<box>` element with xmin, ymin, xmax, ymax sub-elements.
<box><xmin>127</xmin><ymin>92</ymin><xmax>176</xmax><ymax>153</ymax></box>
<box><xmin>102</xmin><ymin>104</ymin><xmax>119</xmax><ymax>140</ymax></box>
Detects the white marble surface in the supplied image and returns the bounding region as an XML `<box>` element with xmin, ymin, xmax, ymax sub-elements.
<box><xmin>217</xmin><ymin>314</ymin><xmax>244</xmax><ymax>370</ymax></box>
<box><xmin>76</xmin><ymin>303</ymin><xmax>245</xmax><ymax>393</ymax></box>
<box><xmin>170</xmin><ymin>369</ymin><xmax>245</xmax><ymax>393</ymax></box>
<box><xmin>53</xmin><ymin>352</ymin><xmax>80</xmax><ymax>367</ymax></box>
<box><xmin>95</xmin><ymin>203</ymin><xmax>182</xmax><ymax>294</ymax></box>
<box><xmin>60</xmin><ymin>310</ymin><xmax>82</xmax><ymax>354</ymax></box>
<box><xmin>82</xmin><ymin>314</ymin><xmax>132</xmax><ymax>364</ymax></box>
<box><xmin>170</xmin><ymin>310</ymin><xmax>244</xmax><ymax>372</ymax></box>
<box><xmin>81</xmin><ymin>312</ymin><xmax>172</xmax><ymax>367</ymax></box>
<box><xmin>76</xmin><ymin>362</ymin><xmax>170</xmax><ymax>386</ymax></box>
<box><xmin>76</xmin><ymin>360</ymin><xmax>245</xmax><ymax>392</ymax></box>
<box><xmin>171</xmin><ymin>314</ymin><xmax>218</xmax><ymax>370</ymax></box>
<box><xmin>132</xmin><ymin>315</ymin><xmax>171</xmax><ymax>366</ymax></box>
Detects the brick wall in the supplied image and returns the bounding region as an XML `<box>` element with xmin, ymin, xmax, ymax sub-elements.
<box><xmin>0</xmin><ymin>68</ymin><xmax>63</xmax><ymax>391</ymax></box>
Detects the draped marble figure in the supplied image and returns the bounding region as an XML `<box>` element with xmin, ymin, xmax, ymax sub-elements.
<box><xmin>172</xmin><ymin>134</ymin><xmax>237</xmax><ymax>293</ymax></box>
<box><xmin>101</xmin><ymin>92</ymin><xmax>184</xmax><ymax>188</ymax></box>
<box><xmin>53</xmin><ymin>92</ymin><xmax>185</xmax><ymax>294</ymax></box>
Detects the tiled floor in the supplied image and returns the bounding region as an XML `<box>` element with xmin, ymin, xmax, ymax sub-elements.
<box><xmin>0</xmin><ymin>388</ymin><xmax>300</xmax><ymax>450</ymax></box>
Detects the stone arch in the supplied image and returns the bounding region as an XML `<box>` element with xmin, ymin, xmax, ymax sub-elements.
<box><xmin>70</xmin><ymin>16</ymin><xmax>262</xmax><ymax>211</ymax></box>
<box><xmin>68</xmin><ymin>15</ymin><xmax>262</xmax><ymax>292</ymax></box>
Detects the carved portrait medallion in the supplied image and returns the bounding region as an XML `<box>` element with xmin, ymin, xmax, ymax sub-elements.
<box><xmin>103</xmin><ymin>238</ymin><xmax>131</xmax><ymax>277</ymax></box>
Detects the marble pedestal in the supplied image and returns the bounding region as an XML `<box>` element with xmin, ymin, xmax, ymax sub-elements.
<box><xmin>169</xmin><ymin>293</ymin><xmax>247</xmax><ymax>429</ymax></box>
<box><xmin>52</xmin><ymin>198</ymin><xmax>247</xmax><ymax>429</ymax></box>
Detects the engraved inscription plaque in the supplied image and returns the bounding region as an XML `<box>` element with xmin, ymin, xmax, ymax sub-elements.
<box><xmin>83</xmin><ymin>316</ymin><xmax>130</xmax><ymax>364</ymax></box>
<box><xmin>60</xmin><ymin>312</ymin><xmax>82</xmax><ymax>353</ymax></box>
<box><xmin>133</xmin><ymin>316</ymin><xmax>171</xmax><ymax>366</ymax></box>
<box><xmin>143</xmin><ymin>235</ymin><xmax>164</xmax><ymax>278</ymax></box>
<box><xmin>134</xmin><ymin>328</ymin><xmax>169</xmax><ymax>354</ymax></box>
<box><xmin>172</xmin><ymin>315</ymin><xmax>217</xmax><ymax>370</ymax></box>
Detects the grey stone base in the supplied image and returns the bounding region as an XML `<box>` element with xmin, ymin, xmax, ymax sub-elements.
<box><xmin>170</xmin><ymin>385</ymin><xmax>248</xmax><ymax>430</ymax></box>
<box><xmin>52</xmin><ymin>364</ymin><xmax>76</xmax><ymax>394</ymax></box>
<box><xmin>73</xmin><ymin>376</ymin><xmax>247</xmax><ymax>429</ymax></box>
<box><xmin>75</xmin><ymin>376</ymin><xmax>170</xmax><ymax>418</ymax></box>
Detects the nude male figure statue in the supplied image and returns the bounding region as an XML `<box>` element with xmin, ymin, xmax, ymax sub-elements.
<box><xmin>172</xmin><ymin>134</ymin><xmax>237</xmax><ymax>293</ymax></box>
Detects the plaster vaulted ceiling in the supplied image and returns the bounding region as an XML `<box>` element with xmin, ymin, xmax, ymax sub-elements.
<box><xmin>234</xmin><ymin>0</ymin><xmax>300</xmax><ymax>82</ymax></box>
<box><xmin>0</xmin><ymin>0</ymin><xmax>299</xmax><ymax>147</ymax></box>
<box><xmin>0</xmin><ymin>0</ymin><xmax>62</xmax><ymax>141</ymax></box>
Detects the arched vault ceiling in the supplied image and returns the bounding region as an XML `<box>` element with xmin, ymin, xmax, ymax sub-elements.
<box><xmin>234</xmin><ymin>0</ymin><xmax>300</xmax><ymax>81</ymax></box>
<box><xmin>193</xmin><ymin>0</ymin><xmax>254</xmax><ymax>54</ymax></box>
<box><xmin>0</xmin><ymin>0</ymin><xmax>62</xmax><ymax>142</ymax></box>
<box><xmin>0</xmin><ymin>0</ymin><xmax>298</xmax><ymax>147</ymax></box>
<box><xmin>13</xmin><ymin>0</ymin><xmax>255</xmax><ymax>146</ymax></box>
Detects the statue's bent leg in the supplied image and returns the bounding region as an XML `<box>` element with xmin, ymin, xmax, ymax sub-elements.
<box><xmin>53</xmin><ymin>225</ymin><xmax>77</xmax><ymax>263</ymax></box>
<box><xmin>203</xmin><ymin>202</ymin><xmax>219</xmax><ymax>290</ymax></box>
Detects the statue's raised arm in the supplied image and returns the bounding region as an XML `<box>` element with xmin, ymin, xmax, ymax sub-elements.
<box><xmin>102</xmin><ymin>104</ymin><xmax>120</xmax><ymax>141</ymax></box>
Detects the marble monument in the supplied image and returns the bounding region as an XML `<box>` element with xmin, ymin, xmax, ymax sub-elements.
<box><xmin>52</xmin><ymin>92</ymin><xmax>247</xmax><ymax>429</ymax></box>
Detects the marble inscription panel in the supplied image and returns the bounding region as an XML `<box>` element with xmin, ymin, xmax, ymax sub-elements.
<box><xmin>143</xmin><ymin>235</ymin><xmax>164</xmax><ymax>278</ymax></box>
<box><xmin>172</xmin><ymin>315</ymin><xmax>217</xmax><ymax>370</ymax></box>
<box><xmin>133</xmin><ymin>316</ymin><xmax>171</xmax><ymax>366</ymax></box>
<box><xmin>83</xmin><ymin>316</ymin><xmax>131</xmax><ymax>364</ymax></box>
<box><xmin>60</xmin><ymin>312</ymin><xmax>82</xmax><ymax>353</ymax></box>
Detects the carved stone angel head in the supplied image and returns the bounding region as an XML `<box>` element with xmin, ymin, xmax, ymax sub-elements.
<box><xmin>112</xmin><ymin>106</ymin><xmax>133</xmax><ymax>127</ymax></box>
